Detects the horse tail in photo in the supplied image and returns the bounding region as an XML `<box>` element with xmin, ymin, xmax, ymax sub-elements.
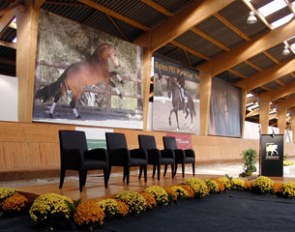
<box><xmin>35</xmin><ymin>72</ymin><xmax>66</xmax><ymax>102</ymax></box>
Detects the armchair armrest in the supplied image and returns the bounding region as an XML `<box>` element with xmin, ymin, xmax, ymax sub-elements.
<box><xmin>85</xmin><ymin>148</ymin><xmax>108</xmax><ymax>161</ymax></box>
<box><xmin>109</xmin><ymin>148</ymin><xmax>130</xmax><ymax>165</ymax></box>
<box><xmin>147</xmin><ymin>149</ymin><xmax>161</xmax><ymax>163</ymax></box>
<box><xmin>130</xmin><ymin>148</ymin><xmax>148</xmax><ymax>160</ymax></box>
<box><xmin>185</xmin><ymin>149</ymin><xmax>195</xmax><ymax>158</ymax></box>
<box><xmin>61</xmin><ymin>149</ymin><xmax>84</xmax><ymax>168</ymax></box>
<box><xmin>173</xmin><ymin>149</ymin><xmax>186</xmax><ymax>162</ymax></box>
<box><xmin>161</xmin><ymin>149</ymin><xmax>175</xmax><ymax>159</ymax></box>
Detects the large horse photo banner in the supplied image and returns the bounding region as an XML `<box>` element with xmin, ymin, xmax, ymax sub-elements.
<box><xmin>152</xmin><ymin>57</ymin><xmax>200</xmax><ymax>134</ymax></box>
<box><xmin>208</xmin><ymin>78</ymin><xmax>242</xmax><ymax>137</ymax></box>
<box><xmin>33</xmin><ymin>11</ymin><xmax>144</xmax><ymax>129</ymax></box>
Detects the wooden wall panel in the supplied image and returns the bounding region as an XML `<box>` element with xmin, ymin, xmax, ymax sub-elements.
<box><xmin>0</xmin><ymin>121</ymin><xmax>295</xmax><ymax>177</ymax></box>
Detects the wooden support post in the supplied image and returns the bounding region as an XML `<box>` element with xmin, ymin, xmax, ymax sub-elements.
<box><xmin>199</xmin><ymin>67</ymin><xmax>212</xmax><ymax>135</ymax></box>
<box><xmin>259</xmin><ymin>93</ymin><xmax>270</xmax><ymax>134</ymax></box>
<box><xmin>277</xmin><ymin>102</ymin><xmax>287</xmax><ymax>134</ymax></box>
<box><xmin>16</xmin><ymin>1</ymin><xmax>39</xmax><ymax>122</ymax></box>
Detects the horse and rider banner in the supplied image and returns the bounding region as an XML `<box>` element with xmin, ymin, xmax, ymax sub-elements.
<box><xmin>33</xmin><ymin>10</ymin><xmax>144</xmax><ymax>129</ymax></box>
<box><xmin>260</xmin><ymin>134</ymin><xmax>284</xmax><ymax>177</ymax></box>
<box><xmin>152</xmin><ymin>57</ymin><xmax>200</xmax><ymax>134</ymax></box>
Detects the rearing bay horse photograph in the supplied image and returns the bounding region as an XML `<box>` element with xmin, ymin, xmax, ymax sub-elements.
<box><xmin>35</xmin><ymin>43</ymin><xmax>123</xmax><ymax>118</ymax></box>
<box><xmin>32</xmin><ymin>10</ymin><xmax>144</xmax><ymax>129</ymax></box>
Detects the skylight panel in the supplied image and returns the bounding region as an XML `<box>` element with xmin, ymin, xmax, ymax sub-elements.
<box><xmin>271</xmin><ymin>14</ymin><xmax>294</xmax><ymax>28</ymax></box>
<box><xmin>258</xmin><ymin>0</ymin><xmax>287</xmax><ymax>17</ymax></box>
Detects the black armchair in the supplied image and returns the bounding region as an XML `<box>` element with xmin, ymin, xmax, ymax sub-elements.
<box><xmin>163</xmin><ymin>136</ymin><xmax>195</xmax><ymax>178</ymax></box>
<box><xmin>138</xmin><ymin>135</ymin><xmax>175</xmax><ymax>180</ymax></box>
<box><xmin>58</xmin><ymin>130</ymin><xmax>109</xmax><ymax>192</ymax></box>
<box><xmin>105</xmin><ymin>132</ymin><xmax>148</xmax><ymax>184</ymax></box>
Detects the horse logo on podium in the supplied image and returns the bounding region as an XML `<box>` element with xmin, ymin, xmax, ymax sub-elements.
<box><xmin>265</xmin><ymin>143</ymin><xmax>279</xmax><ymax>160</ymax></box>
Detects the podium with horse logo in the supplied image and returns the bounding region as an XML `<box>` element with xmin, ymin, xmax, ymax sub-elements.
<box><xmin>259</xmin><ymin>134</ymin><xmax>284</xmax><ymax>177</ymax></box>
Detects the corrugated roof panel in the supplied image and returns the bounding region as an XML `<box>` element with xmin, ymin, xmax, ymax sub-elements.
<box><xmin>216</xmin><ymin>71</ymin><xmax>242</xmax><ymax>83</ymax></box>
<box><xmin>197</xmin><ymin>16</ymin><xmax>244</xmax><ymax>49</ymax></box>
<box><xmin>167</xmin><ymin>49</ymin><xmax>191</xmax><ymax>67</ymax></box>
<box><xmin>0</xmin><ymin>27</ymin><xmax>16</xmax><ymax>42</ymax></box>
<box><xmin>82</xmin><ymin>11</ymin><xmax>126</xmax><ymax>40</ymax></box>
<box><xmin>231</xmin><ymin>62</ymin><xmax>258</xmax><ymax>77</ymax></box>
<box><xmin>264</xmin><ymin>81</ymin><xmax>281</xmax><ymax>89</ymax></box>
<box><xmin>43</xmin><ymin>1</ymin><xmax>94</xmax><ymax>23</ymax></box>
<box><xmin>93</xmin><ymin>0</ymin><xmax>164</xmax><ymax>28</ymax></box>
<box><xmin>265</xmin><ymin>7</ymin><xmax>293</xmax><ymax>24</ymax></box>
<box><xmin>153</xmin><ymin>0</ymin><xmax>193</xmax><ymax>14</ymax></box>
<box><xmin>219</xmin><ymin>0</ymin><xmax>269</xmax><ymax>38</ymax></box>
<box><xmin>175</xmin><ymin>31</ymin><xmax>223</xmax><ymax>58</ymax></box>
<box><xmin>279</xmin><ymin>75</ymin><xmax>295</xmax><ymax>85</ymax></box>
<box><xmin>248</xmin><ymin>53</ymin><xmax>275</xmax><ymax>69</ymax></box>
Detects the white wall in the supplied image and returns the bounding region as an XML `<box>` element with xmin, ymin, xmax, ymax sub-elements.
<box><xmin>243</xmin><ymin>121</ymin><xmax>292</xmax><ymax>142</ymax></box>
<box><xmin>0</xmin><ymin>75</ymin><xmax>18</xmax><ymax>121</ymax></box>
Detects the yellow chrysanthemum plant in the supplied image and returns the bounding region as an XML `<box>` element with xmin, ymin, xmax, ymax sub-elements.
<box><xmin>97</xmin><ymin>198</ymin><xmax>130</xmax><ymax>218</ymax></box>
<box><xmin>217</xmin><ymin>176</ymin><xmax>232</xmax><ymax>190</ymax></box>
<box><xmin>145</xmin><ymin>185</ymin><xmax>169</xmax><ymax>205</ymax></box>
<box><xmin>115</xmin><ymin>191</ymin><xmax>147</xmax><ymax>214</ymax></box>
<box><xmin>252</xmin><ymin>176</ymin><xmax>274</xmax><ymax>193</ymax></box>
<box><xmin>74</xmin><ymin>201</ymin><xmax>105</xmax><ymax>231</ymax></box>
<box><xmin>29</xmin><ymin>193</ymin><xmax>75</xmax><ymax>230</ymax></box>
<box><xmin>183</xmin><ymin>178</ymin><xmax>209</xmax><ymax>198</ymax></box>
<box><xmin>171</xmin><ymin>185</ymin><xmax>188</xmax><ymax>200</ymax></box>
<box><xmin>282</xmin><ymin>181</ymin><xmax>295</xmax><ymax>198</ymax></box>
<box><xmin>231</xmin><ymin>178</ymin><xmax>245</xmax><ymax>191</ymax></box>
<box><xmin>204</xmin><ymin>179</ymin><xmax>220</xmax><ymax>194</ymax></box>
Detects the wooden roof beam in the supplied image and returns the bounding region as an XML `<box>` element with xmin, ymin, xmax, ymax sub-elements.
<box><xmin>34</xmin><ymin>0</ymin><xmax>46</xmax><ymax>9</ymax></box>
<box><xmin>197</xmin><ymin>19</ymin><xmax>295</xmax><ymax>75</ymax></box>
<box><xmin>236</xmin><ymin>58</ymin><xmax>295</xmax><ymax>91</ymax></box>
<box><xmin>266</xmin><ymin>81</ymin><xmax>295</xmax><ymax>102</ymax></box>
<box><xmin>141</xmin><ymin>0</ymin><xmax>173</xmax><ymax>17</ymax></box>
<box><xmin>170</xmin><ymin>40</ymin><xmax>209</xmax><ymax>60</ymax></box>
<box><xmin>0</xmin><ymin>40</ymin><xmax>16</xmax><ymax>49</ymax></box>
<box><xmin>0</xmin><ymin>8</ymin><xmax>15</xmax><ymax>33</ymax></box>
<box><xmin>134</xmin><ymin>0</ymin><xmax>235</xmax><ymax>51</ymax></box>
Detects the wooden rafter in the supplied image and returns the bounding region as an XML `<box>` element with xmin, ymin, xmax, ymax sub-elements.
<box><xmin>260</xmin><ymin>86</ymin><xmax>271</xmax><ymax>91</ymax></box>
<box><xmin>236</xmin><ymin>58</ymin><xmax>295</xmax><ymax>91</ymax></box>
<box><xmin>170</xmin><ymin>40</ymin><xmax>209</xmax><ymax>60</ymax></box>
<box><xmin>275</xmin><ymin>79</ymin><xmax>285</xmax><ymax>86</ymax></box>
<box><xmin>135</xmin><ymin>0</ymin><xmax>235</xmax><ymax>51</ymax></box>
<box><xmin>0</xmin><ymin>8</ymin><xmax>15</xmax><ymax>33</ymax></box>
<box><xmin>34</xmin><ymin>0</ymin><xmax>46</xmax><ymax>9</ymax></box>
<box><xmin>183</xmin><ymin>50</ymin><xmax>192</xmax><ymax>66</ymax></box>
<box><xmin>197</xmin><ymin>19</ymin><xmax>295</xmax><ymax>76</ymax></box>
<box><xmin>214</xmin><ymin>13</ymin><xmax>250</xmax><ymax>41</ymax></box>
<box><xmin>0</xmin><ymin>40</ymin><xmax>16</xmax><ymax>49</ymax></box>
<box><xmin>228</xmin><ymin>69</ymin><xmax>247</xmax><ymax>79</ymax></box>
<box><xmin>106</xmin><ymin>15</ymin><xmax>128</xmax><ymax>41</ymax></box>
<box><xmin>263</xmin><ymin>51</ymin><xmax>280</xmax><ymax>64</ymax></box>
<box><xmin>141</xmin><ymin>0</ymin><xmax>173</xmax><ymax>17</ymax></box>
<box><xmin>78</xmin><ymin>0</ymin><xmax>150</xmax><ymax>31</ymax></box>
<box><xmin>269</xmin><ymin>81</ymin><xmax>295</xmax><ymax>101</ymax></box>
<box><xmin>42</xmin><ymin>1</ymin><xmax>81</xmax><ymax>7</ymax></box>
<box><xmin>190</xmin><ymin>27</ymin><xmax>230</xmax><ymax>51</ymax></box>
<box><xmin>244</xmin><ymin>60</ymin><xmax>263</xmax><ymax>71</ymax></box>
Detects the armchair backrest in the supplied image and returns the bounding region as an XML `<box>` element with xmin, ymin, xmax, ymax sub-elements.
<box><xmin>138</xmin><ymin>135</ymin><xmax>157</xmax><ymax>150</ymax></box>
<box><xmin>59</xmin><ymin>130</ymin><xmax>88</xmax><ymax>153</ymax></box>
<box><xmin>163</xmin><ymin>136</ymin><xmax>178</xmax><ymax>150</ymax></box>
<box><xmin>105</xmin><ymin>132</ymin><xmax>128</xmax><ymax>153</ymax></box>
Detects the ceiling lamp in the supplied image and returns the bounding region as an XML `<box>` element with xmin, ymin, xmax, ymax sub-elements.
<box><xmin>247</xmin><ymin>11</ymin><xmax>257</xmax><ymax>24</ymax></box>
<box><xmin>282</xmin><ymin>45</ymin><xmax>290</xmax><ymax>55</ymax></box>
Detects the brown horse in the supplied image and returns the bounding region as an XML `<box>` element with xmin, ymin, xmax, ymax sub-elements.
<box><xmin>166</xmin><ymin>75</ymin><xmax>196</xmax><ymax>131</ymax></box>
<box><xmin>35</xmin><ymin>43</ymin><xmax>122</xmax><ymax>118</ymax></box>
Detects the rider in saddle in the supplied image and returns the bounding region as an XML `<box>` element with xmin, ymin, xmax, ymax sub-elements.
<box><xmin>176</xmin><ymin>71</ymin><xmax>188</xmax><ymax>111</ymax></box>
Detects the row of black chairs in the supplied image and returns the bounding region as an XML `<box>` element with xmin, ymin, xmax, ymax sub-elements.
<box><xmin>58</xmin><ymin>130</ymin><xmax>195</xmax><ymax>192</ymax></box>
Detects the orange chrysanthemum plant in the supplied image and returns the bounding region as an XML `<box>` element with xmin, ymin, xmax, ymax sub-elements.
<box><xmin>115</xmin><ymin>200</ymin><xmax>129</xmax><ymax>217</ymax></box>
<box><xmin>244</xmin><ymin>181</ymin><xmax>253</xmax><ymax>191</ymax></box>
<box><xmin>141</xmin><ymin>192</ymin><xmax>157</xmax><ymax>209</ymax></box>
<box><xmin>164</xmin><ymin>186</ymin><xmax>178</xmax><ymax>203</ymax></box>
<box><xmin>2</xmin><ymin>193</ymin><xmax>28</xmax><ymax>215</ymax></box>
<box><xmin>272</xmin><ymin>182</ymin><xmax>284</xmax><ymax>195</ymax></box>
<box><xmin>74</xmin><ymin>201</ymin><xmax>105</xmax><ymax>231</ymax></box>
